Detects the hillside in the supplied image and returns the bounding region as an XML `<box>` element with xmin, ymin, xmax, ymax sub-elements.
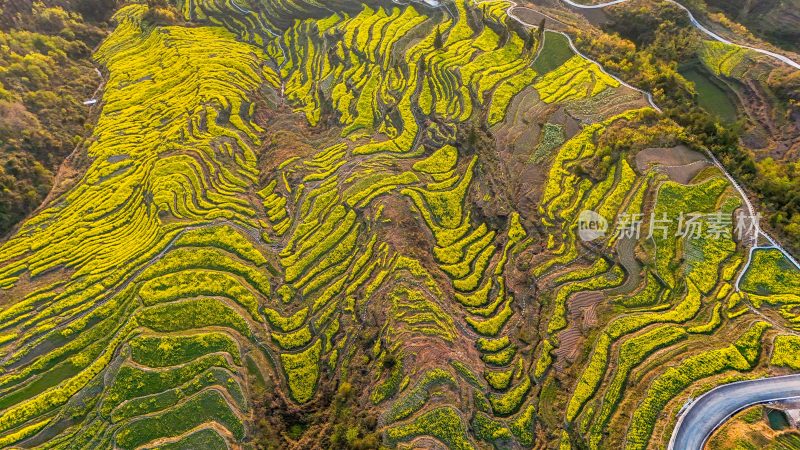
<box><xmin>520</xmin><ymin>0</ymin><xmax>800</xmax><ymax>258</ymax></box>
<box><xmin>700</xmin><ymin>0</ymin><xmax>800</xmax><ymax>53</ymax></box>
<box><xmin>0</xmin><ymin>0</ymin><xmax>110</xmax><ymax>236</ymax></box>
<box><xmin>0</xmin><ymin>0</ymin><xmax>799</xmax><ymax>449</ymax></box>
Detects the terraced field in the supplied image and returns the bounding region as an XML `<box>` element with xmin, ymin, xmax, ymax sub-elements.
<box><xmin>0</xmin><ymin>0</ymin><xmax>797</xmax><ymax>449</ymax></box>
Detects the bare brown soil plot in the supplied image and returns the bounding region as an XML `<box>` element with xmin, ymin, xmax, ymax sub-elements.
<box><xmin>554</xmin><ymin>290</ymin><xmax>604</xmax><ymax>368</ymax></box>
<box><xmin>635</xmin><ymin>145</ymin><xmax>711</xmax><ymax>184</ymax></box>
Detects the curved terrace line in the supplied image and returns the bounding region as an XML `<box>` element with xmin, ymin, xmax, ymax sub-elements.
<box><xmin>472</xmin><ymin>2</ymin><xmax>800</xmax><ymax>447</ymax></box>
<box><xmin>555</xmin><ymin>0</ymin><xmax>800</xmax><ymax>274</ymax></box>
<box><xmin>468</xmin><ymin>0</ymin><xmax>800</xmax><ymax>280</ymax></box>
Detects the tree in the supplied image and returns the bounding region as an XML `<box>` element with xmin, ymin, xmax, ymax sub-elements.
<box><xmin>525</xmin><ymin>28</ymin><xmax>536</xmax><ymax>53</ymax></box>
<box><xmin>433</xmin><ymin>26</ymin><xmax>443</xmax><ymax>50</ymax></box>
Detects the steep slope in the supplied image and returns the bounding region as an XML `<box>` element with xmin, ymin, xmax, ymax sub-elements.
<box><xmin>701</xmin><ymin>0</ymin><xmax>800</xmax><ymax>53</ymax></box>
<box><xmin>0</xmin><ymin>2</ymin><xmax>108</xmax><ymax>236</ymax></box>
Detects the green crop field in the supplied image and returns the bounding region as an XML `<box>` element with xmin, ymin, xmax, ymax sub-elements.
<box><xmin>680</xmin><ymin>66</ymin><xmax>738</xmax><ymax>123</ymax></box>
<box><xmin>533</xmin><ymin>31</ymin><xmax>574</xmax><ymax>75</ymax></box>
<box><xmin>0</xmin><ymin>0</ymin><xmax>797</xmax><ymax>449</ymax></box>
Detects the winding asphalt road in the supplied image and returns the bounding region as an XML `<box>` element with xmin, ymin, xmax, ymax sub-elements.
<box><xmin>556</xmin><ymin>0</ymin><xmax>800</xmax><ymax>276</ymax></box>
<box><xmin>476</xmin><ymin>1</ymin><xmax>800</xmax><ymax>447</ymax></box>
<box><xmin>554</xmin><ymin>5</ymin><xmax>800</xmax><ymax>448</ymax></box>
<box><xmin>668</xmin><ymin>374</ymin><xmax>800</xmax><ymax>450</ymax></box>
<box><xmin>560</xmin><ymin>0</ymin><xmax>800</xmax><ymax>70</ymax></box>
<box><xmin>549</xmin><ymin>4</ymin><xmax>800</xmax><ymax>446</ymax></box>
<box><xmin>557</xmin><ymin>0</ymin><xmax>800</xmax><ymax>279</ymax></box>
